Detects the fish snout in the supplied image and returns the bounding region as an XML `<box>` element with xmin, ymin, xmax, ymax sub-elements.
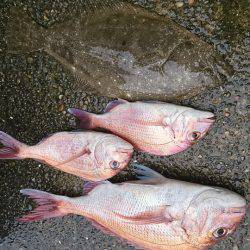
<box><xmin>224</xmin><ymin>206</ymin><xmax>247</xmax><ymax>221</ymax></box>
<box><xmin>201</xmin><ymin>115</ymin><xmax>216</xmax><ymax>124</ymax></box>
<box><xmin>195</xmin><ymin>114</ymin><xmax>215</xmax><ymax>136</ymax></box>
<box><xmin>199</xmin><ymin>112</ymin><xmax>216</xmax><ymax>124</ymax></box>
<box><xmin>223</xmin><ymin>206</ymin><xmax>247</xmax><ymax>228</ymax></box>
<box><xmin>117</xmin><ymin>146</ymin><xmax>134</xmax><ymax>154</ymax></box>
<box><xmin>224</xmin><ymin>206</ymin><xmax>247</xmax><ymax>214</ymax></box>
<box><xmin>116</xmin><ymin>147</ymin><xmax>134</xmax><ymax>161</ymax></box>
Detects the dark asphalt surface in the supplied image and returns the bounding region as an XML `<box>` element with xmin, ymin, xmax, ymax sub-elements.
<box><xmin>0</xmin><ymin>0</ymin><xmax>249</xmax><ymax>249</ymax></box>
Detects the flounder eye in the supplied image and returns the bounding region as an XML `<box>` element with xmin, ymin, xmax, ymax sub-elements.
<box><xmin>110</xmin><ymin>160</ymin><xmax>120</xmax><ymax>169</ymax></box>
<box><xmin>191</xmin><ymin>131</ymin><xmax>201</xmax><ymax>140</ymax></box>
<box><xmin>213</xmin><ymin>227</ymin><xmax>228</xmax><ymax>238</ymax></box>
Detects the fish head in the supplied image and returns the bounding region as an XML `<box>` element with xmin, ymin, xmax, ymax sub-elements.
<box><xmin>94</xmin><ymin>135</ymin><xmax>133</xmax><ymax>179</ymax></box>
<box><xmin>181</xmin><ymin>187</ymin><xmax>246</xmax><ymax>248</ymax></box>
<box><xmin>169</xmin><ymin>109</ymin><xmax>215</xmax><ymax>154</ymax></box>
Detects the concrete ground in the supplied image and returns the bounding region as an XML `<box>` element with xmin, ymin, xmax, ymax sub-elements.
<box><xmin>0</xmin><ymin>0</ymin><xmax>249</xmax><ymax>249</ymax></box>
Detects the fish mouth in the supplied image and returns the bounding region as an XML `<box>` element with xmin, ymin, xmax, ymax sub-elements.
<box><xmin>200</xmin><ymin>115</ymin><xmax>216</xmax><ymax>124</ymax></box>
<box><xmin>194</xmin><ymin>115</ymin><xmax>215</xmax><ymax>138</ymax></box>
<box><xmin>117</xmin><ymin>148</ymin><xmax>133</xmax><ymax>154</ymax></box>
<box><xmin>224</xmin><ymin>206</ymin><xmax>247</xmax><ymax>215</ymax></box>
<box><xmin>223</xmin><ymin>206</ymin><xmax>247</xmax><ymax>227</ymax></box>
<box><xmin>207</xmin><ymin>116</ymin><xmax>216</xmax><ymax>121</ymax></box>
<box><xmin>116</xmin><ymin>148</ymin><xmax>134</xmax><ymax>159</ymax></box>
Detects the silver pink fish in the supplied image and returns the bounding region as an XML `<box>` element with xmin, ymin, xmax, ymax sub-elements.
<box><xmin>19</xmin><ymin>164</ymin><xmax>246</xmax><ymax>250</ymax></box>
<box><xmin>0</xmin><ymin>131</ymin><xmax>133</xmax><ymax>181</ymax></box>
<box><xmin>69</xmin><ymin>99</ymin><xmax>215</xmax><ymax>156</ymax></box>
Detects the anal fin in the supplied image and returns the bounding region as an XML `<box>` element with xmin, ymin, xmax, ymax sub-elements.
<box><xmin>86</xmin><ymin>218</ymin><xmax>145</xmax><ymax>250</ymax></box>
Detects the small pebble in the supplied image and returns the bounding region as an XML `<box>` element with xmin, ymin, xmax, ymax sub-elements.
<box><xmin>224</xmin><ymin>91</ymin><xmax>231</xmax><ymax>97</ymax></box>
<box><xmin>69</xmin><ymin>118</ymin><xmax>76</xmax><ymax>127</ymax></box>
<box><xmin>212</xmin><ymin>98</ymin><xmax>221</xmax><ymax>105</ymax></box>
<box><xmin>43</xmin><ymin>10</ymin><xmax>49</xmax><ymax>21</ymax></box>
<box><xmin>188</xmin><ymin>0</ymin><xmax>195</xmax><ymax>5</ymax></box>
<box><xmin>216</xmin><ymin>165</ymin><xmax>222</xmax><ymax>170</ymax></box>
<box><xmin>58</xmin><ymin>103</ymin><xmax>64</xmax><ymax>112</ymax></box>
<box><xmin>27</xmin><ymin>57</ymin><xmax>33</xmax><ymax>64</ymax></box>
<box><xmin>176</xmin><ymin>2</ymin><xmax>184</xmax><ymax>8</ymax></box>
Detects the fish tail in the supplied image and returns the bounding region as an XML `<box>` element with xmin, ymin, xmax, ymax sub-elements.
<box><xmin>68</xmin><ymin>108</ymin><xmax>99</xmax><ymax>130</ymax></box>
<box><xmin>0</xmin><ymin>131</ymin><xmax>27</xmax><ymax>159</ymax></box>
<box><xmin>6</xmin><ymin>7</ymin><xmax>45</xmax><ymax>53</ymax></box>
<box><xmin>18</xmin><ymin>189</ymin><xmax>71</xmax><ymax>222</ymax></box>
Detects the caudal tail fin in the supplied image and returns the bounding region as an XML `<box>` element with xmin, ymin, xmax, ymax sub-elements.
<box><xmin>0</xmin><ymin>131</ymin><xmax>26</xmax><ymax>159</ymax></box>
<box><xmin>18</xmin><ymin>189</ymin><xmax>70</xmax><ymax>222</ymax></box>
<box><xmin>68</xmin><ymin>108</ymin><xmax>99</xmax><ymax>130</ymax></box>
<box><xmin>6</xmin><ymin>7</ymin><xmax>45</xmax><ymax>53</ymax></box>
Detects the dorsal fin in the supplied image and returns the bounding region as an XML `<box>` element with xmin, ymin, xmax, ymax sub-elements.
<box><xmin>140</xmin><ymin>100</ymin><xmax>167</xmax><ymax>104</ymax></box>
<box><xmin>104</xmin><ymin>99</ymin><xmax>128</xmax><ymax>113</ymax></box>
<box><xmin>131</xmin><ymin>163</ymin><xmax>167</xmax><ymax>180</ymax></box>
<box><xmin>83</xmin><ymin>181</ymin><xmax>110</xmax><ymax>195</ymax></box>
<box><xmin>81</xmin><ymin>0</ymin><xmax>137</xmax><ymax>17</ymax></box>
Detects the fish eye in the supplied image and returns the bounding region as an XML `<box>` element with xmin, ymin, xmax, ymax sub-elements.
<box><xmin>110</xmin><ymin>160</ymin><xmax>120</xmax><ymax>169</ymax></box>
<box><xmin>191</xmin><ymin>131</ymin><xmax>201</xmax><ymax>140</ymax></box>
<box><xmin>213</xmin><ymin>227</ymin><xmax>228</xmax><ymax>238</ymax></box>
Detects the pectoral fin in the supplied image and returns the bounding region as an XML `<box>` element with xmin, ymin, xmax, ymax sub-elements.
<box><xmin>162</xmin><ymin>117</ymin><xmax>176</xmax><ymax>139</ymax></box>
<box><xmin>55</xmin><ymin>146</ymin><xmax>91</xmax><ymax>167</ymax></box>
<box><xmin>114</xmin><ymin>205</ymin><xmax>172</xmax><ymax>225</ymax></box>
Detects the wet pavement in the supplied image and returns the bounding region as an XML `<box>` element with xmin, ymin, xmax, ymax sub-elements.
<box><xmin>0</xmin><ymin>0</ymin><xmax>249</xmax><ymax>249</ymax></box>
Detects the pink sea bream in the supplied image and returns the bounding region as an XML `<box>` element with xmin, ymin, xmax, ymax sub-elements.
<box><xmin>19</xmin><ymin>165</ymin><xmax>246</xmax><ymax>250</ymax></box>
<box><xmin>69</xmin><ymin>99</ymin><xmax>215</xmax><ymax>156</ymax></box>
<box><xmin>0</xmin><ymin>130</ymin><xmax>133</xmax><ymax>181</ymax></box>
